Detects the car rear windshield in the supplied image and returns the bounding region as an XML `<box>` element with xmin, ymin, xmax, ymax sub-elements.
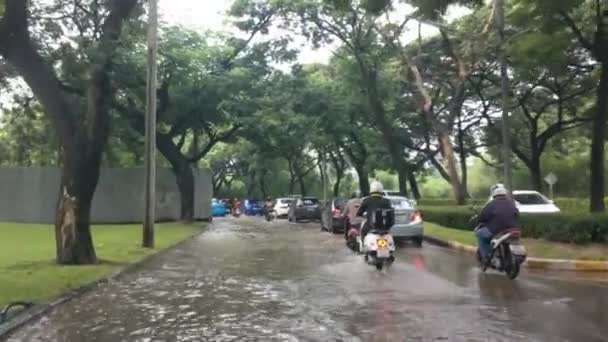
<box><xmin>334</xmin><ymin>198</ymin><xmax>346</xmax><ymax>206</ymax></box>
<box><xmin>514</xmin><ymin>194</ymin><xmax>549</xmax><ymax>205</ymax></box>
<box><xmin>303</xmin><ymin>198</ymin><xmax>319</xmax><ymax>205</ymax></box>
<box><xmin>390</xmin><ymin>198</ymin><xmax>412</xmax><ymax>209</ymax></box>
<box><xmin>386</xmin><ymin>191</ymin><xmax>402</xmax><ymax>196</ymax></box>
<box><xmin>279</xmin><ymin>199</ymin><xmax>293</xmax><ymax>204</ymax></box>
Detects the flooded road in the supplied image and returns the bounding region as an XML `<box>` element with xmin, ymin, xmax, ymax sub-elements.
<box><xmin>7</xmin><ymin>217</ymin><xmax>608</xmax><ymax>341</ymax></box>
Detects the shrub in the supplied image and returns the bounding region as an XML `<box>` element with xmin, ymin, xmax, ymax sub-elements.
<box><xmin>419</xmin><ymin>205</ymin><xmax>608</xmax><ymax>244</ymax></box>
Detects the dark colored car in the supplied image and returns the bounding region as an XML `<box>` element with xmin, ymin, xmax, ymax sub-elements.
<box><xmin>320</xmin><ymin>198</ymin><xmax>347</xmax><ymax>233</ymax></box>
<box><xmin>288</xmin><ymin>197</ymin><xmax>322</xmax><ymax>222</ymax></box>
<box><xmin>244</xmin><ymin>199</ymin><xmax>263</xmax><ymax>216</ymax></box>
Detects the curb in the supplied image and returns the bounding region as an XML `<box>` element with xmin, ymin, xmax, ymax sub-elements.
<box><xmin>0</xmin><ymin>226</ymin><xmax>206</xmax><ymax>340</ymax></box>
<box><xmin>423</xmin><ymin>236</ymin><xmax>608</xmax><ymax>272</ymax></box>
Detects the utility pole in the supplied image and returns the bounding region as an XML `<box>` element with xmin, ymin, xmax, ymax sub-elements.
<box><xmin>496</xmin><ymin>0</ymin><xmax>512</xmax><ymax>191</ymax></box>
<box><xmin>143</xmin><ymin>0</ymin><xmax>158</xmax><ymax>248</ymax></box>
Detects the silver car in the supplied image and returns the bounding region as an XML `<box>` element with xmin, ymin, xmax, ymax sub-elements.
<box><xmin>386</xmin><ymin>196</ymin><xmax>424</xmax><ymax>246</ymax></box>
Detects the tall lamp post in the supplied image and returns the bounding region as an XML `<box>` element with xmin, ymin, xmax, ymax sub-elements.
<box><xmin>496</xmin><ymin>0</ymin><xmax>512</xmax><ymax>191</ymax></box>
<box><xmin>143</xmin><ymin>0</ymin><xmax>158</xmax><ymax>248</ymax></box>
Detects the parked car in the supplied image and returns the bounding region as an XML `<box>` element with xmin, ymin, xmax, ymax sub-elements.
<box><xmin>320</xmin><ymin>198</ymin><xmax>347</xmax><ymax>233</ymax></box>
<box><xmin>211</xmin><ymin>198</ymin><xmax>227</xmax><ymax>217</ymax></box>
<box><xmin>244</xmin><ymin>199</ymin><xmax>263</xmax><ymax>216</ymax></box>
<box><xmin>385</xmin><ymin>196</ymin><xmax>423</xmax><ymax>246</ymax></box>
<box><xmin>274</xmin><ymin>198</ymin><xmax>295</xmax><ymax>218</ymax></box>
<box><xmin>511</xmin><ymin>190</ymin><xmax>561</xmax><ymax>214</ymax></box>
<box><xmin>288</xmin><ymin>197</ymin><xmax>322</xmax><ymax>222</ymax></box>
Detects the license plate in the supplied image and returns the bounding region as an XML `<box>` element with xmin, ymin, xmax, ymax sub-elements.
<box><xmin>510</xmin><ymin>244</ymin><xmax>526</xmax><ymax>255</ymax></box>
<box><xmin>377</xmin><ymin>249</ymin><xmax>390</xmax><ymax>258</ymax></box>
<box><xmin>307</xmin><ymin>208</ymin><xmax>314</xmax><ymax>212</ymax></box>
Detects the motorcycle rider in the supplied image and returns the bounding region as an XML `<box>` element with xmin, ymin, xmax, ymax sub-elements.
<box><xmin>342</xmin><ymin>191</ymin><xmax>363</xmax><ymax>241</ymax></box>
<box><xmin>475</xmin><ymin>183</ymin><xmax>520</xmax><ymax>263</ymax></box>
<box><xmin>356</xmin><ymin>181</ymin><xmax>394</xmax><ymax>244</ymax></box>
<box><xmin>264</xmin><ymin>197</ymin><xmax>274</xmax><ymax>217</ymax></box>
<box><xmin>232</xmin><ymin>198</ymin><xmax>241</xmax><ymax>216</ymax></box>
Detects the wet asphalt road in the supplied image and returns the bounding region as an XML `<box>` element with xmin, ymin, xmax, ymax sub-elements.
<box><xmin>6</xmin><ymin>217</ymin><xmax>608</xmax><ymax>342</ymax></box>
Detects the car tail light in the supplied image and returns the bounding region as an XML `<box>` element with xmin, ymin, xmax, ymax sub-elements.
<box><xmin>332</xmin><ymin>208</ymin><xmax>342</xmax><ymax>217</ymax></box>
<box><xmin>409</xmin><ymin>210</ymin><xmax>422</xmax><ymax>223</ymax></box>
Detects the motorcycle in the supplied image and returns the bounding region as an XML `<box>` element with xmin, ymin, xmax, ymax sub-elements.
<box><xmin>344</xmin><ymin>219</ymin><xmax>361</xmax><ymax>252</ymax></box>
<box><xmin>477</xmin><ymin>228</ymin><xmax>527</xmax><ymax>279</ymax></box>
<box><xmin>358</xmin><ymin>215</ymin><xmax>396</xmax><ymax>271</ymax></box>
<box><xmin>232</xmin><ymin>206</ymin><xmax>241</xmax><ymax>218</ymax></box>
<box><xmin>470</xmin><ymin>214</ymin><xmax>527</xmax><ymax>279</ymax></box>
<box><xmin>265</xmin><ymin>208</ymin><xmax>276</xmax><ymax>222</ymax></box>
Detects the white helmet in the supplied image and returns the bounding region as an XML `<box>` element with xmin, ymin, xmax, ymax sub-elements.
<box><xmin>490</xmin><ymin>183</ymin><xmax>508</xmax><ymax>198</ymax></box>
<box><xmin>370</xmin><ymin>180</ymin><xmax>384</xmax><ymax>194</ymax></box>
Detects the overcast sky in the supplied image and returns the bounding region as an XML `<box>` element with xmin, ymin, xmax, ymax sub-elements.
<box><xmin>158</xmin><ymin>0</ymin><xmax>469</xmax><ymax>65</ymax></box>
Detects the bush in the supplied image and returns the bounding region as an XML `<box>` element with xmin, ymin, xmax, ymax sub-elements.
<box><xmin>419</xmin><ymin>206</ymin><xmax>608</xmax><ymax>244</ymax></box>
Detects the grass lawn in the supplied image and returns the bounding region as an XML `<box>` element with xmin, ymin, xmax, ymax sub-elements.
<box><xmin>0</xmin><ymin>222</ymin><xmax>202</xmax><ymax>307</ymax></box>
<box><xmin>425</xmin><ymin>223</ymin><xmax>608</xmax><ymax>261</ymax></box>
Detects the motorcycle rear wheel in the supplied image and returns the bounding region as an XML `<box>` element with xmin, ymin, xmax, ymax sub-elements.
<box><xmin>506</xmin><ymin>254</ymin><xmax>521</xmax><ymax>279</ymax></box>
<box><xmin>375</xmin><ymin>261</ymin><xmax>383</xmax><ymax>271</ymax></box>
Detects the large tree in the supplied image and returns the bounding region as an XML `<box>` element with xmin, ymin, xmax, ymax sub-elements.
<box><xmin>0</xmin><ymin>0</ymin><xmax>138</xmax><ymax>264</ymax></box>
<box><xmin>511</xmin><ymin>0</ymin><xmax>608</xmax><ymax>211</ymax></box>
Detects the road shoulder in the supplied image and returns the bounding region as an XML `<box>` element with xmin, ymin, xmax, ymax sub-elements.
<box><xmin>424</xmin><ymin>223</ymin><xmax>608</xmax><ymax>272</ymax></box>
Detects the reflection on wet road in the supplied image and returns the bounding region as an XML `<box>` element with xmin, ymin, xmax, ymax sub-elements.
<box><xmin>7</xmin><ymin>217</ymin><xmax>608</xmax><ymax>341</ymax></box>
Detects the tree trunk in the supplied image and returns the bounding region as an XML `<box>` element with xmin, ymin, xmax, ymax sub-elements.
<box><xmin>287</xmin><ymin>158</ymin><xmax>296</xmax><ymax>194</ymax></box>
<box><xmin>408</xmin><ymin>171</ymin><xmax>421</xmax><ymax>200</ymax></box>
<box><xmin>156</xmin><ymin>133</ymin><xmax>194</xmax><ymax>222</ymax></box>
<box><xmin>247</xmin><ymin>171</ymin><xmax>257</xmax><ymax>197</ymax></box>
<box><xmin>333</xmin><ymin>174</ymin><xmax>343</xmax><ymax>198</ymax></box>
<box><xmin>457</xmin><ymin>117</ymin><xmax>469</xmax><ymax>199</ymax></box>
<box><xmin>298</xmin><ymin>172</ymin><xmax>307</xmax><ymax>196</ymax></box>
<box><xmin>55</xmin><ymin>141</ymin><xmax>104</xmax><ymax>264</ymax></box>
<box><xmin>355</xmin><ymin>165</ymin><xmax>370</xmax><ymax>196</ymax></box>
<box><xmin>260</xmin><ymin>172</ymin><xmax>268</xmax><ymax>199</ymax></box>
<box><xmin>530</xmin><ymin>153</ymin><xmax>542</xmax><ymax>192</ymax></box>
<box><xmin>328</xmin><ymin>151</ymin><xmax>345</xmax><ymax>198</ymax></box>
<box><xmin>175</xmin><ymin>164</ymin><xmax>194</xmax><ymax>222</ymax></box>
<box><xmin>590</xmin><ymin>62</ymin><xmax>608</xmax><ymax>212</ymax></box>
<box><xmin>397</xmin><ymin>167</ymin><xmax>408</xmax><ymax>196</ymax></box>
<box><xmin>438</xmin><ymin>130</ymin><xmax>466</xmax><ymax>205</ymax></box>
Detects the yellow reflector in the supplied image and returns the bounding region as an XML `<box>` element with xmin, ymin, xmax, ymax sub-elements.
<box><xmin>377</xmin><ymin>239</ymin><xmax>387</xmax><ymax>248</ymax></box>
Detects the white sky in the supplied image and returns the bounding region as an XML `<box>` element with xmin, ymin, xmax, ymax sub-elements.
<box><xmin>159</xmin><ymin>0</ymin><xmax>470</xmax><ymax>65</ymax></box>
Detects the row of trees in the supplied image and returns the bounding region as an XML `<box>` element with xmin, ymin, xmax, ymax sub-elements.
<box><xmin>1</xmin><ymin>0</ymin><xmax>607</xmax><ymax>264</ymax></box>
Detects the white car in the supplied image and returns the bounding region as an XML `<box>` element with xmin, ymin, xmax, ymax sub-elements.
<box><xmin>511</xmin><ymin>190</ymin><xmax>561</xmax><ymax>214</ymax></box>
<box><xmin>273</xmin><ymin>198</ymin><xmax>294</xmax><ymax>218</ymax></box>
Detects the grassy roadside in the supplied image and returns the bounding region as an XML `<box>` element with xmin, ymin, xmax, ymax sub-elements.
<box><xmin>0</xmin><ymin>222</ymin><xmax>202</xmax><ymax>307</ymax></box>
<box><xmin>424</xmin><ymin>223</ymin><xmax>608</xmax><ymax>261</ymax></box>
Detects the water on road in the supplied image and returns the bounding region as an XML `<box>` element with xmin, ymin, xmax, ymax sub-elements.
<box><xmin>6</xmin><ymin>217</ymin><xmax>608</xmax><ymax>341</ymax></box>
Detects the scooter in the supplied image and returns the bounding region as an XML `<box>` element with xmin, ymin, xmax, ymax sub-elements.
<box><xmin>345</xmin><ymin>220</ymin><xmax>360</xmax><ymax>252</ymax></box>
<box><xmin>477</xmin><ymin>228</ymin><xmax>527</xmax><ymax>279</ymax></box>
<box><xmin>358</xmin><ymin>219</ymin><xmax>396</xmax><ymax>271</ymax></box>
<box><xmin>265</xmin><ymin>209</ymin><xmax>276</xmax><ymax>222</ymax></box>
<box><xmin>471</xmin><ymin>214</ymin><xmax>527</xmax><ymax>279</ymax></box>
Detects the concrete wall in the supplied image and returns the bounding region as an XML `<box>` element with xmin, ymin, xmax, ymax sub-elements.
<box><xmin>0</xmin><ymin>167</ymin><xmax>212</xmax><ymax>224</ymax></box>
